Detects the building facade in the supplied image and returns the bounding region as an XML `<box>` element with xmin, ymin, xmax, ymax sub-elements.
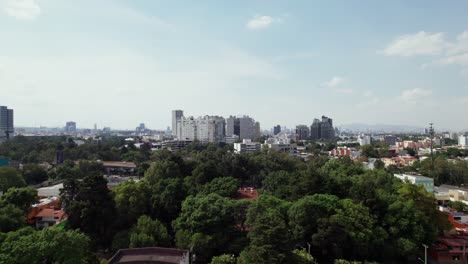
<box><xmin>273</xmin><ymin>125</ymin><xmax>281</xmax><ymax>135</ymax></box>
<box><xmin>394</xmin><ymin>173</ymin><xmax>434</xmax><ymax>193</ymax></box>
<box><xmin>65</xmin><ymin>121</ymin><xmax>76</xmax><ymax>134</ymax></box>
<box><xmin>310</xmin><ymin>116</ymin><xmax>335</xmax><ymax>140</ymax></box>
<box><xmin>459</xmin><ymin>134</ymin><xmax>468</xmax><ymax>147</ymax></box>
<box><xmin>172</xmin><ymin>110</ymin><xmax>183</xmax><ymax>138</ymax></box>
<box><xmin>296</xmin><ymin>125</ymin><xmax>310</xmax><ymax>140</ymax></box>
<box><xmin>0</xmin><ymin>106</ymin><xmax>14</xmax><ymax>141</ymax></box>
<box><xmin>234</xmin><ymin>139</ymin><xmax>261</xmax><ymax>154</ymax></box>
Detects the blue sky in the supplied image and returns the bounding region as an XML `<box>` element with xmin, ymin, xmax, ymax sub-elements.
<box><xmin>1</xmin><ymin>0</ymin><xmax>467</xmax><ymax>131</ymax></box>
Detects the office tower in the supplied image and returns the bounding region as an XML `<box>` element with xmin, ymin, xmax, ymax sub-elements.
<box><xmin>459</xmin><ymin>134</ymin><xmax>468</xmax><ymax>147</ymax></box>
<box><xmin>273</xmin><ymin>125</ymin><xmax>281</xmax><ymax>135</ymax></box>
<box><xmin>296</xmin><ymin>125</ymin><xmax>310</xmax><ymax>140</ymax></box>
<box><xmin>255</xmin><ymin>122</ymin><xmax>261</xmax><ymax>139</ymax></box>
<box><xmin>310</xmin><ymin>119</ymin><xmax>321</xmax><ymax>140</ymax></box>
<box><xmin>65</xmin><ymin>121</ymin><xmax>77</xmax><ymax>134</ymax></box>
<box><xmin>320</xmin><ymin>116</ymin><xmax>335</xmax><ymax>139</ymax></box>
<box><xmin>238</xmin><ymin>116</ymin><xmax>257</xmax><ymax>140</ymax></box>
<box><xmin>136</xmin><ymin>123</ymin><xmax>146</xmax><ymax>133</ymax></box>
<box><xmin>172</xmin><ymin>110</ymin><xmax>184</xmax><ymax>137</ymax></box>
<box><xmin>310</xmin><ymin>116</ymin><xmax>335</xmax><ymax>140</ymax></box>
<box><xmin>226</xmin><ymin>116</ymin><xmax>240</xmax><ymax>137</ymax></box>
<box><xmin>0</xmin><ymin>106</ymin><xmax>14</xmax><ymax>141</ymax></box>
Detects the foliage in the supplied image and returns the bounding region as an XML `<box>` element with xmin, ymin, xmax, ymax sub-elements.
<box><xmin>0</xmin><ymin>187</ymin><xmax>37</xmax><ymax>213</ymax></box>
<box><xmin>0</xmin><ymin>167</ymin><xmax>25</xmax><ymax>192</ymax></box>
<box><xmin>0</xmin><ymin>227</ymin><xmax>91</xmax><ymax>263</ymax></box>
<box><xmin>129</xmin><ymin>215</ymin><xmax>171</xmax><ymax>248</ymax></box>
<box><xmin>210</xmin><ymin>254</ymin><xmax>237</xmax><ymax>264</ymax></box>
<box><xmin>0</xmin><ymin>204</ymin><xmax>25</xmax><ymax>233</ymax></box>
<box><xmin>21</xmin><ymin>164</ymin><xmax>48</xmax><ymax>185</ymax></box>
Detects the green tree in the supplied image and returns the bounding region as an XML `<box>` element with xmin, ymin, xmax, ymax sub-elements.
<box><xmin>0</xmin><ymin>227</ymin><xmax>91</xmax><ymax>264</ymax></box>
<box><xmin>22</xmin><ymin>164</ymin><xmax>48</xmax><ymax>185</ymax></box>
<box><xmin>210</xmin><ymin>254</ymin><xmax>237</xmax><ymax>264</ymax></box>
<box><xmin>174</xmin><ymin>194</ymin><xmax>237</xmax><ymax>263</ymax></box>
<box><xmin>201</xmin><ymin>177</ymin><xmax>239</xmax><ymax>197</ymax></box>
<box><xmin>129</xmin><ymin>215</ymin><xmax>171</xmax><ymax>248</ymax></box>
<box><xmin>0</xmin><ymin>187</ymin><xmax>37</xmax><ymax>213</ymax></box>
<box><xmin>292</xmin><ymin>249</ymin><xmax>318</xmax><ymax>264</ymax></box>
<box><xmin>0</xmin><ymin>204</ymin><xmax>25</xmax><ymax>232</ymax></box>
<box><xmin>0</xmin><ymin>167</ymin><xmax>25</xmax><ymax>192</ymax></box>
<box><xmin>63</xmin><ymin>173</ymin><xmax>117</xmax><ymax>249</ymax></box>
<box><xmin>113</xmin><ymin>180</ymin><xmax>150</xmax><ymax>227</ymax></box>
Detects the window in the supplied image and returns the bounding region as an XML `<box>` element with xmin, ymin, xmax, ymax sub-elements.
<box><xmin>452</xmin><ymin>255</ymin><xmax>460</xmax><ymax>261</ymax></box>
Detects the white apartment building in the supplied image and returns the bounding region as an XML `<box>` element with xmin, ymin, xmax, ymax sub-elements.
<box><xmin>459</xmin><ymin>134</ymin><xmax>468</xmax><ymax>147</ymax></box>
<box><xmin>234</xmin><ymin>139</ymin><xmax>261</xmax><ymax>154</ymax></box>
<box><xmin>179</xmin><ymin>116</ymin><xmax>225</xmax><ymax>144</ymax></box>
<box><xmin>357</xmin><ymin>134</ymin><xmax>371</xmax><ymax>146</ymax></box>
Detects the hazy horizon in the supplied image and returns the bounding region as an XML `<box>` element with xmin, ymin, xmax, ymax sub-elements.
<box><xmin>2</xmin><ymin>0</ymin><xmax>468</xmax><ymax>130</ymax></box>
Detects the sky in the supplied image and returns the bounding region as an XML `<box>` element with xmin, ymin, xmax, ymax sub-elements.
<box><xmin>1</xmin><ymin>0</ymin><xmax>468</xmax><ymax>131</ymax></box>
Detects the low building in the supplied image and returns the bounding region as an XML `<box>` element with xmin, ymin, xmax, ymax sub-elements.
<box><xmin>108</xmin><ymin>247</ymin><xmax>191</xmax><ymax>264</ymax></box>
<box><xmin>381</xmin><ymin>156</ymin><xmax>418</xmax><ymax>168</ymax></box>
<box><xmin>28</xmin><ymin>197</ymin><xmax>67</xmax><ymax>229</ymax></box>
<box><xmin>329</xmin><ymin>147</ymin><xmax>361</xmax><ymax>159</ymax></box>
<box><xmin>101</xmin><ymin>161</ymin><xmax>137</xmax><ymax>175</ymax></box>
<box><xmin>37</xmin><ymin>183</ymin><xmax>63</xmax><ymax>197</ymax></box>
<box><xmin>234</xmin><ymin>139</ymin><xmax>261</xmax><ymax>154</ymax></box>
<box><xmin>394</xmin><ymin>173</ymin><xmax>434</xmax><ymax>193</ymax></box>
<box><xmin>264</xmin><ymin>143</ymin><xmax>297</xmax><ymax>154</ymax></box>
<box><xmin>161</xmin><ymin>140</ymin><xmax>193</xmax><ymax>151</ymax></box>
<box><xmin>439</xmin><ymin>185</ymin><xmax>468</xmax><ymax>205</ymax></box>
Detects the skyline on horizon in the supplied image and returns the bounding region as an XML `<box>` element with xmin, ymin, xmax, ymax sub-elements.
<box><xmin>1</xmin><ymin>0</ymin><xmax>468</xmax><ymax>130</ymax></box>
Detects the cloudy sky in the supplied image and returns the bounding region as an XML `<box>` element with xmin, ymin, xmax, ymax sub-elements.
<box><xmin>1</xmin><ymin>0</ymin><xmax>468</xmax><ymax>131</ymax></box>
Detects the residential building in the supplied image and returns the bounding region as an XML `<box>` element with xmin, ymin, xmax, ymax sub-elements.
<box><xmin>226</xmin><ymin>115</ymin><xmax>259</xmax><ymax>140</ymax></box>
<box><xmin>265</xmin><ymin>133</ymin><xmax>291</xmax><ymax>145</ymax></box>
<box><xmin>27</xmin><ymin>197</ymin><xmax>67</xmax><ymax>229</ymax></box>
<box><xmin>357</xmin><ymin>134</ymin><xmax>371</xmax><ymax>146</ymax></box>
<box><xmin>234</xmin><ymin>139</ymin><xmax>261</xmax><ymax>154</ymax></box>
<box><xmin>108</xmin><ymin>247</ymin><xmax>191</xmax><ymax>264</ymax></box>
<box><xmin>171</xmin><ymin>110</ymin><xmax>183</xmax><ymax>138</ymax></box>
<box><xmin>381</xmin><ymin>156</ymin><xmax>418</xmax><ymax>168</ymax></box>
<box><xmin>459</xmin><ymin>134</ymin><xmax>468</xmax><ymax>147</ymax></box>
<box><xmin>179</xmin><ymin>115</ymin><xmax>225</xmax><ymax>143</ymax></box>
<box><xmin>383</xmin><ymin>135</ymin><xmax>397</xmax><ymax>146</ymax></box>
<box><xmin>296</xmin><ymin>125</ymin><xmax>310</xmax><ymax>140</ymax></box>
<box><xmin>0</xmin><ymin>105</ymin><xmax>14</xmax><ymax>141</ymax></box>
<box><xmin>65</xmin><ymin>121</ymin><xmax>76</xmax><ymax>134</ymax></box>
<box><xmin>310</xmin><ymin>116</ymin><xmax>335</xmax><ymax>140</ymax></box>
<box><xmin>394</xmin><ymin>173</ymin><xmax>434</xmax><ymax>193</ymax></box>
<box><xmin>329</xmin><ymin>147</ymin><xmax>361</xmax><ymax>159</ymax></box>
<box><xmin>265</xmin><ymin>143</ymin><xmax>297</xmax><ymax>154</ymax></box>
<box><xmin>273</xmin><ymin>125</ymin><xmax>281</xmax><ymax>135</ymax></box>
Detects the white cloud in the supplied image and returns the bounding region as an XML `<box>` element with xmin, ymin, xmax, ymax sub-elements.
<box><xmin>383</xmin><ymin>31</ymin><xmax>448</xmax><ymax>57</ymax></box>
<box><xmin>399</xmin><ymin>88</ymin><xmax>432</xmax><ymax>102</ymax></box>
<box><xmin>3</xmin><ymin>0</ymin><xmax>41</xmax><ymax>20</ymax></box>
<box><xmin>322</xmin><ymin>76</ymin><xmax>354</xmax><ymax>94</ymax></box>
<box><xmin>324</xmin><ymin>76</ymin><xmax>344</xmax><ymax>88</ymax></box>
<box><xmin>434</xmin><ymin>53</ymin><xmax>468</xmax><ymax>66</ymax></box>
<box><xmin>246</xmin><ymin>15</ymin><xmax>280</xmax><ymax>30</ymax></box>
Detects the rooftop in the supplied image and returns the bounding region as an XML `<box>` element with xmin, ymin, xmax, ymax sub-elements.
<box><xmin>108</xmin><ymin>247</ymin><xmax>190</xmax><ymax>264</ymax></box>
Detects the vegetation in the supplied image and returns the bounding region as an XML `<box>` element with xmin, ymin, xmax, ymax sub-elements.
<box><xmin>0</xmin><ymin>136</ymin><xmax>463</xmax><ymax>263</ymax></box>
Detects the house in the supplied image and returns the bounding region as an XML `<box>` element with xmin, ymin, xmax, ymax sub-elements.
<box><xmin>108</xmin><ymin>247</ymin><xmax>192</xmax><ymax>264</ymax></box>
<box><xmin>27</xmin><ymin>197</ymin><xmax>67</xmax><ymax>229</ymax></box>
<box><xmin>381</xmin><ymin>156</ymin><xmax>417</xmax><ymax>168</ymax></box>
<box><xmin>328</xmin><ymin>147</ymin><xmax>361</xmax><ymax>159</ymax></box>
<box><xmin>101</xmin><ymin>161</ymin><xmax>137</xmax><ymax>175</ymax></box>
<box><xmin>439</xmin><ymin>185</ymin><xmax>468</xmax><ymax>205</ymax></box>
<box><xmin>234</xmin><ymin>187</ymin><xmax>259</xmax><ymax>201</ymax></box>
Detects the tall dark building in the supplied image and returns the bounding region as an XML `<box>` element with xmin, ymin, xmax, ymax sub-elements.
<box><xmin>296</xmin><ymin>125</ymin><xmax>310</xmax><ymax>140</ymax></box>
<box><xmin>0</xmin><ymin>106</ymin><xmax>14</xmax><ymax>141</ymax></box>
<box><xmin>65</xmin><ymin>121</ymin><xmax>77</xmax><ymax>134</ymax></box>
<box><xmin>310</xmin><ymin>116</ymin><xmax>335</xmax><ymax>140</ymax></box>
<box><xmin>273</xmin><ymin>125</ymin><xmax>281</xmax><ymax>135</ymax></box>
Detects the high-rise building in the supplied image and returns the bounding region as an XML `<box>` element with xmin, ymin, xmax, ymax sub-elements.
<box><xmin>358</xmin><ymin>134</ymin><xmax>371</xmax><ymax>146</ymax></box>
<box><xmin>273</xmin><ymin>125</ymin><xmax>281</xmax><ymax>135</ymax></box>
<box><xmin>136</xmin><ymin>123</ymin><xmax>146</xmax><ymax>133</ymax></box>
<box><xmin>310</xmin><ymin>116</ymin><xmax>335</xmax><ymax>140</ymax></box>
<box><xmin>226</xmin><ymin>116</ymin><xmax>240</xmax><ymax>137</ymax></box>
<box><xmin>296</xmin><ymin>125</ymin><xmax>310</xmax><ymax>140</ymax></box>
<box><xmin>0</xmin><ymin>106</ymin><xmax>14</xmax><ymax>141</ymax></box>
<box><xmin>459</xmin><ymin>134</ymin><xmax>468</xmax><ymax>147</ymax></box>
<box><xmin>179</xmin><ymin>115</ymin><xmax>225</xmax><ymax>143</ymax></box>
<box><xmin>172</xmin><ymin>110</ymin><xmax>184</xmax><ymax>137</ymax></box>
<box><xmin>65</xmin><ymin>121</ymin><xmax>77</xmax><ymax>134</ymax></box>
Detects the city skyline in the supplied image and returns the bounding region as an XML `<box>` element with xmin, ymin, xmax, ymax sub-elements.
<box><xmin>1</xmin><ymin>1</ymin><xmax>468</xmax><ymax>130</ymax></box>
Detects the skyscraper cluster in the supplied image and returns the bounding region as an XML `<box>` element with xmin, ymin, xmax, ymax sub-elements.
<box><xmin>172</xmin><ymin>110</ymin><xmax>260</xmax><ymax>144</ymax></box>
<box><xmin>0</xmin><ymin>106</ymin><xmax>14</xmax><ymax>142</ymax></box>
<box><xmin>310</xmin><ymin>116</ymin><xmax>335</xmax><ymax>140</ymax></box>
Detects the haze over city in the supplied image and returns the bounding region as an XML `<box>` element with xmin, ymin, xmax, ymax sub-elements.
<box><xmin>1</xmin><ymin>0</ymin><xmax>468</xmax><ymax>130</ymax></box>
